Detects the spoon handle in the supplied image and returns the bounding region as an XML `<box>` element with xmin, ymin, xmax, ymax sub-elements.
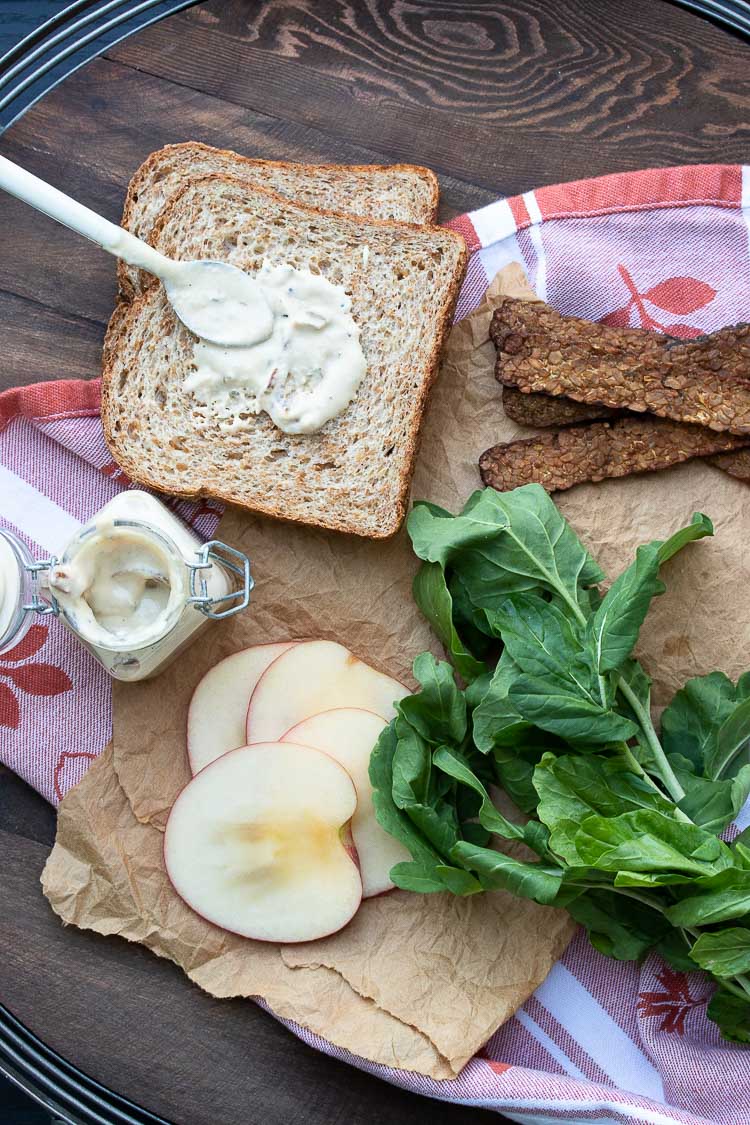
<box><xmin>0</xmin><ymin>154</ymin><xmax>177</xmax><ymax>280</ymax></box>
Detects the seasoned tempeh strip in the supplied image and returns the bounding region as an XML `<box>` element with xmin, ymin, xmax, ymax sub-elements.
<box><xmin>502</xmin><ymin>385</ymin><xmax>619</xmax><ymax>427</ymax></box>
<box><xmin>491</xmin><ymin>298</ymin><xmax>750</xmax><ymax>434</ymax></box>
<box><xmin>709</xmin><ymin>447</ymin><xmax>750</xmax><ymax>482</ymax></box>
<box><xmin>498</xmin><ymin>310</ymin><xmax>750</xmax><ymax>481</ymax></box>
<box><xmin>479</xmin><ymin>416</ymin><xmax>748</xmax><ymax>493</ymax></box>
<box><xmin>502</xmin><ymin>385</ymin><xmax>750</xmax><ymax>481</ymax></box>
<box><xmin>501</xmin><ymin>386</ymin><xmax>750</xmax><ymax>480</ymax></box>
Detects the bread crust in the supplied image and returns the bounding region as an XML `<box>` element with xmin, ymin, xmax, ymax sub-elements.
<box><xmin>118</xmin><ymin>141</ymin><xmax>440</xmax><ymax>302</ymax></box>
<box><xmin>102</xmin><ymin>177</ymin><xmax>466</xmax><ymax>539</ymax></box>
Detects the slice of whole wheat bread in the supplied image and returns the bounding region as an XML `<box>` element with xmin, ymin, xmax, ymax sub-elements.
<box><xmin>102</xmin><ymin>175</ymin><xmax>467</xmax><ymax>538</ymax></box>
<box><xmin>118</xmin><ymin>142</ymin><xmax>440</xmax><ymax>301</ymax></box>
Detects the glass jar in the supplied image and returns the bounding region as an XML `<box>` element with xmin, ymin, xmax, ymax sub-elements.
<box><xmin>0</xmin><ymin>529</ymin><xmax>41</xmax><ymax>657</ymax></box>
<box><xmin>0</xmin><ymin>491</ymin><xmax>253</xmax><ymax>681</ymax></box>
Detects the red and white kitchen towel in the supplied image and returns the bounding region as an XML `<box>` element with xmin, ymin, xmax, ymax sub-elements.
<box><xmin>2</xmin><ymin>162</ymin><xmax>750</xmax><ymax>1125</ymax></box>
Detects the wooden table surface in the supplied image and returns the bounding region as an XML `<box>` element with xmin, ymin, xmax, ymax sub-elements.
<box><xmin>1</xmin><ymin>2</ymin><xmax>749</xmax><ymax>1122</ymax></box>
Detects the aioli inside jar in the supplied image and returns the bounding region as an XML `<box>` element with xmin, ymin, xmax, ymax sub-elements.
<box><xmin>49</xmin><ymin>521</ymin><xmax>187</xmax><ymax>650</ymax></box>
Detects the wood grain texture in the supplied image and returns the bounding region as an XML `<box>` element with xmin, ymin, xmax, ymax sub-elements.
<box><xmin>109</xmin><ymin>0</ymin><xmax>750</xmax><ymax>192</ymax></box>
<box><xmin>0</xmin><ymin>1</ymin><xmax>748</xmax><ymax>1120</ymax></box>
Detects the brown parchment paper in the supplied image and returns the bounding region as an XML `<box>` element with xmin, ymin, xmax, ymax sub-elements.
<box><xmin>42</xmin><ymin>747</ymin><xmax>450</xmax><ymax>1077</ymax></box>
<box><xmin>43</xmin><ymin>261</ymin><xmax>750</xmax><ymax>1077</ymax></box>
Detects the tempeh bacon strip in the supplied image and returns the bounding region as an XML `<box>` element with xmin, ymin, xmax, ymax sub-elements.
<box><xmin>500</xmin><ymin>351</ymin><xmax>750</xmax><ymax>482</ymax></box>
<box><xmin>479</xmin><ymin>416</ymin><xmax>748</xmax><ymax>494</ymax></box>
<box><xmin>491</xmin><ymin>298</ymin><xmax>750</xmax><ymax>435</ymax></box>
<box><xmin>501</xmin><ymin>385</ymin><xmax>618</xmax><ymax>427</ymax></box>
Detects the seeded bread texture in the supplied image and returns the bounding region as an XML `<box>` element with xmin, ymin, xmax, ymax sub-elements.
<box><xmin>102</xmin><ymin>176</ymin><xmax>467</xmax><ymax>539</ymax></box>
<box><xmin>119</xmin><ymin>142</ymin><xmax>440</xmax><ymax>301</ymax></box>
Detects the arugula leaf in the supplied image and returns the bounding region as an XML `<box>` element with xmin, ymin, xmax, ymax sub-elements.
<box><xmin>482</xmin><ymin>485</ymin><xmax>604</xmax><ymax>605</ymax></box>
<box><xmin>540</xmin><ymin>817</ymin><xmax>582</xmax><ymax>867</ymax></box>
<box><xmin>567</xmin><ymin>888</ymin><xmax>671</xmax><ymax>960</ymax></box>
<box><xmin>433</xmin><ymin>865</ymin><xmax>485</xmax><ymax>895</ymax></box>
<box><xmin>391</xmin><ymin>721</ymin><xmax>462</xmax><ymax>860</ymax></box>
<box><xmin>369</xmin><ymin>723</ymin><xmax>451</xmax><ymax>890</ymax></box>
<box><xmin>408</xmin><ymin>486</ymin><xmax>603</xmax><ymax>619</ymax></box>
<box><xmin>657</xmin><ymin>513</ymin><xmax>714</xmax><ymax>563</ymax></box>
<box><xmin>486</xmin><ymin>595</ymin><xmax>636</xmax><ymax>741</ymax></box>
<box><xmin>390</xmin><ymin>720</ymin><xmax>432</xmax><ymax>809</ymax></box>
<box><xmin>451</xmin><ymin>841</ymin><xmax>563</xmax><ymax>905</ymax></box>
<box><xmin>655</xmin><ymin>929</ymin><xmax>700</xmax><ymax>973</ymax></box>
<box><xmin>661</xmin><ymin>671</ymin><xmax>750</xmax><ymax>776</ymax></box>
<box><xmin>412</xmin><ymin>563</ymin><xmax>486</xmax><ymax>681</ymax></box>
<box><xmin>397</xmin><ymin>653</ymin><xmax>467</xmax><ymax>746</ymax></box>
<box><xmin>619</xmin><ymin>658</ymin><xmax>653</xmax><ymax>711</ymax></box>
<box><xmin>401</xmin><ymin>803</ymin><xmax>461</xmax><ymax>860</ymax></box>
<box><xmin>691</xmin><ymin>928</ymin><xmax>750</xmax><ymax>978</ymax></box>
<box><xmin>670</xmin><ymin>754</ymin><xmax>750</xmax><ymax>834</ymax></box>
<box><xmin>585</xmin><ymin>544</ymin><xmax>665</xmax><ymax>675</ymax></box>
<box><xmin>472</xmin><ymin>651</ymin><xmax>532</xmax><ymax>751</ymax></box>
<box><xmin>732</xmin><ymin>828</ymin><xmax>750</xmax><ymax>869</ymax></box>
<box><xmin>449</xmin><ymin>571</ymin><xmax>498</xmax><ymax>654</ymax></box>
<box><xmin>433</xmin><ymin>746</ymin><xmax>548</xmax><ymax>855</ymax></box>
<box><xmin>666</xmin><ymin>870</ymin><xmax>750</xmax><ymax>926</ymax></box>
<box><xmin>508</xmin><ymin>672</ymin><xmax>638</xmax><ymax>745</ymax></box>
<box><xmin>571</xmin><ymin>810</ymin><xmax>734</xmax><ymax>877</ymax></box>
<box><xmin>707</xmin><ymin>986</ymin><xmax>750</xmax><ymax>1043</ymax></box>
<box><xmin>488</xmin><ymin>593</ymin><xmax>589</xmax><ymax>683</ymax></box>
<box><xmin>464</xmin><ymin>668</ymin><xmax>494</xmax><ymax>712</ymax></box>
<box><xmin>534</xmin><ymin>753</ymin><xmax>673</xmax><ymax>833</ymax></box>
<box><xmin>407</xmin><ymin>492</ymin><xmax>510</xmax><ymax>567</ymax></box>
<box><xmin>708</xmin><ymin>698</ymin><xmax>750</xmax><ymax>781</ymax></box>
<box><xmin>492</xmin><ymin>738</ymin><xmax>554</xmax><ymax>815</ymax></box>
<box><xmin>585</xmin><ymin>515</ymin><xmax>711</xmax><ymax>677</ymax></box>
<box><xmin>613</xmin><ymin>871</ymin><xmax>703</xmax><ymax>889</ymax></box>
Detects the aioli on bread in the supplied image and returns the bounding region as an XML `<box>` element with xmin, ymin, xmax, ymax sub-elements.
<box><xmin>184</xmin><ymin>262</ymin><xmax>367</xmax><ymax>435</ymax></box>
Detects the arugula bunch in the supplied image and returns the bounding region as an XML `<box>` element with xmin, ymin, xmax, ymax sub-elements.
<box><xmin>369</xmin><ymin>485</ymin><xmax>750</xmax><ymax>1042</ymax></box>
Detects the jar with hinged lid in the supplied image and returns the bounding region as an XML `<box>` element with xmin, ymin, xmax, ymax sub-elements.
<box><xmin>0</xmin><ymin>491</ymin><xmax>253</xmax><ymax>681</ymax></box>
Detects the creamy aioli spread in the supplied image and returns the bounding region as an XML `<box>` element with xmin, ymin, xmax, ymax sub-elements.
<box><xmin>161</xmin><ymin>260</ymin><xmax>274</xmax><ymax>347</ymax></box>
<box><xmin>44</xmin><ymin>492</ymin><xmax>232</xmax><ymax>681</ymax></box>
<box><xmin>183</xmin><ymin>262</ymin><xmax>367</xmax><ymax>435</ymax></box>
<box><xmin>49</xmin><ymin>524</ymin><xmax>183</xmax><ymax>648</ymax></box>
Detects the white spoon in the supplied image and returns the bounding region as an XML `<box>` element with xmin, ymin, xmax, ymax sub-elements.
<box><xmin>0</xmin><ymin>154</ymin><xmax>273</xmax><ymax>347</ymax></box>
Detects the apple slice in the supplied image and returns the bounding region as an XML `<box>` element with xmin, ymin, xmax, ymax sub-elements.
<box><xmin>188</xmin><ymin>642</ymin><xmax>296</xmax><ymax>774</ymax></box>
<box><xmin>247</xmin><ymin>640</ymin><xmax>409</xmax><ymax>744</ymax></box>
<box><xmin>282</xmin><ymin>708</ymin><xmax>411</xmax><ymax>897</ymax></box>
<box><xmin>164</xmin><ymin>742</ymin><xmax>362</xmax><ymax>943</ymax></box>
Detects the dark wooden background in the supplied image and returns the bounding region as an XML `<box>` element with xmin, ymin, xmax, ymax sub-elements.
<box><xmin>1</xmin><ymin>2</ymin><xmax>749</xmax><ymax>1122</ymax></box>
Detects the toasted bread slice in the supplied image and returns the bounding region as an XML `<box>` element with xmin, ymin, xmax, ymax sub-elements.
<box><xmin>102</xmin><ymin>176</ymin><xmax>467</xmax><ymax>538</ymax></box>
<box><xmin>119</xmin><ymin>142</ymin><xmax>440</xmax><ymax>300</ymax></box>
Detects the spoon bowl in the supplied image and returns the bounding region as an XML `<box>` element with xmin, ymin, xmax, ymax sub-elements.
<box><xmin>164</xmin><ymin>259</ymin><xmax>275</xmax><ymax>347</ymax></box>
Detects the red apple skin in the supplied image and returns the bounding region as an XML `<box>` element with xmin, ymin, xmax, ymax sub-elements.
<box><xmin>244</xmin><ymin>644</ymin><xmax>300</xmax><ymax>745</ymax></box>
<box><xmin>186</xmin><ymin>640</ymin><xmax>303</xmax><ymax>774</ymax></box>
<box><xmin>162</xmin><ymin>833</ymin><xmax>362</xmax><ymax>944</ymax></box>
<box><xmin>282</xmin><ymin>707</ymin><xmax>402</xmax><ymax>899</ymax></box>
<box><xmin>245</xmin><ymin>642</ymin><xmax>410</xmax><ymax>745</ymax></box>
<box><xmin>164</xmin><ymin>742</ymin><xmax>362</xmax><ymax>944</ymax></box>
<box><xmin>339</xmin><ymin>820</ymin><xmax>360</xmax><ymax>871</ymax></box>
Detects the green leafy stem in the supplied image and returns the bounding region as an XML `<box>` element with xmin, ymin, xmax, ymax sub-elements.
<box><xmin>369</xmin><ymin>485</ymin><xmax>750</xmax><ymax>1044</ymax></box>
